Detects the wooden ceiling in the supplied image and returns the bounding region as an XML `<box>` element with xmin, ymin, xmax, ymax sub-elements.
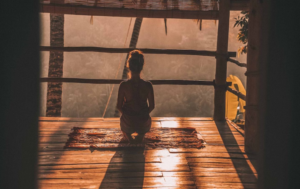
<box><xmin>40</xmin><ymin>0</ymin><xmax>249</xmax><ymax>19</ymax></box>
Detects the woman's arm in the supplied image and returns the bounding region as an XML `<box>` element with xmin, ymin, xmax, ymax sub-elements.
<box><xmin>117</xmin><ymin>82</ymin><xmax>125</xmax><ymax>114</ymax></box>
<box><xmin>147</xmin><ymin>82</ymin><xmax>155</xmax><ymax>114</ymax></box>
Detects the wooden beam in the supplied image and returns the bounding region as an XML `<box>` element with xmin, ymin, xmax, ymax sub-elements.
<box><xmin>227</xmin><ymin>87</ymin><xmax>246</xmax><ymax>101</ymax></box>
<box><xmin>244</xmin><ymin>0</ymin><xmax>262</xmax><ymax>156</ymax></box>
<box><xmin>230</xmin><ymin>0</ymin><xmax>250</xmax><ymax>10</ymax></box>
<box><xmin>228</xmin><ymin>58</ymin><xmax>247</xmax><ymax>67</ymax></box>
<box><xmin>40</xmin><ymin>78</ymin><xmax>221</xmax><ymax>86</ymax></box>
<box><xmin>213</xmin><ymin>0</ymin><xmax>231</xmax><ymax>121</ymax></box>
<box><xmin>40</xmin><ymin>46</ymin><xmax>236</xmax><ymax>58</ymax></box>
<box><xmin>40</xmin><ymin>4</ymin><xmax>219</xmax><ymax>20</ymax></box>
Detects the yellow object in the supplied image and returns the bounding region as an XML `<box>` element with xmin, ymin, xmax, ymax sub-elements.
<box><xmin>226</xmin><ymin>75</ymin><xmax>246</xmax><ymax>120</ymax></box>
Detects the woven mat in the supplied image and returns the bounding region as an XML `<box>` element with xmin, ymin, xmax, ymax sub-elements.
<box><xmin>64</xmin><ymin>127</ymin><xmax>205</xmax><ymax>149</ymax></box>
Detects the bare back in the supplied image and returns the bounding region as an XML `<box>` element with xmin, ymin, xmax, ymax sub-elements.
<box><xmin>117</xmin><ymin>79</ymin><xmax>154</xmax><ymax>115</ymax></box>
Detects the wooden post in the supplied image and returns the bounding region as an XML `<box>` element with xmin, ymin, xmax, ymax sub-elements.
<box><xmin>244</xmin><ymin>0</ymin><xmax>262</xmax><ymax>156</ymax></box>
<box><xmin>213</xmin><ymin>0</ymin><xmax>230</xmax><ymax>121</ymax></box>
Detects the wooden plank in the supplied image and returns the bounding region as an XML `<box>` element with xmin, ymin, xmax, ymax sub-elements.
<box><xmin>190</xmin><ymin>167</ymin><xmax>256</xmax><ymax>174</ymax></box>
<box><xmin>194</xmin><ymin>176</ymin><xmax>256</xmax><ymax>183</ymax></box>
<box><xmin>39</xmin><ymin>171</ymin><xmax>163</xmax><ymax>179</ymax></box>
<box><xmin>39</xmin><ymin>166</ymin><xmax>191</xmax><ymax>173</ymax></box>
<box><xmin>188</xmin><ymin>162</ymin><xmax>252</xmax><ymax>168</ymax></box>
<box><xmin>169</xmin><ymin>146</ymin><xmax>245</xmax><ymax>153</ymax></box>
<box><xmin>196</xmin><ymin>182</ymin><xmax>256</xmax><ymax>188</ymax></box>
<box><xmin>186</xmin><ymin>158</ymin><xmax>251</xmax><ymax>164</ymax></box>
<box><xmin>162</xmin><ymin>171</ymin><xmax>257</xmax><ymax>178</ymax></box>
<box><xmin>40</xmin><ymin>46</ymin><xmax>237</xmax><ymax>57</ymax></box>
<box><xmin>39</xmin><ymin>117</ymin><xmax>212</xmax><ymax>122</ymax></box>
<box><xmin>38</xmin><ymin>178</ymin><xmax>195</xmax><ymax>186</ymax></box>
<box><xmin>38</xmin><ymin>150</ymin><xmax>247</xmax><ymax>160</ymax></box>
<box><xmin>40</xmin><ymin>78</ymin><xmax>218</xmax><ymax>86</ymax></box>
<box><xmin>39</xmin><ymin>184</ymin><xmax>197</xmax><ymax>189</ymax></box>
<box><xmin>181</xmin><ymin>153</ymin><xmax>248</xmax><ymax>159</ymax></box>
<box><xmin>40</xmin><ymin>4</ymin><xmax>219</xmax><ymax>20</ymax></box>
<box><xmin>39</xmin><ymin>157</ymin><xmax>161</xmax><ymax>165</ymax></box>
<box><xmin>39</xmin><ymin>170</ymin><xmax>257</xmax><ymax>179</ymax></box>
<box><xmin>38</xmin><ymin>131</ymin><xmax>242</xmax><ymax>137</ymax></box>
<box><xmin>213</xmin><ymin>0</ymin><xmax>231</xmax><ymax>121</ymax></box>
<box><xmin>38</xmin><ymin>121</ymin><xmax>160</xmax><ymax>128</ymax></box>
<box><xmin>230</xmin><ymin>0</ymin><xmax>250</xmax><ymax>11</ymax></box>
<box><xmin>151</xmin><ymin>117</ymin><xmax>213</xmax><ymax>121</ymax></box>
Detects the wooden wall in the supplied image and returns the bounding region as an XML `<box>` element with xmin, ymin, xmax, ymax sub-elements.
<box><xmin>0</xmin><ymin>0</ymin><xmax>40</xmax><ymax>188</ymax></box>
<box><xmin>244</xmin><ymin>1</ymin><xmax>300</xmax><ymax>187</ymax></box>
<box><xmin>257</xmin><ymin>0</ymin><xmax>300</xmax><ymax>188</ymax></box>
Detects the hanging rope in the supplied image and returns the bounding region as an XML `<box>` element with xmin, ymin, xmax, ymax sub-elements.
<box><xmin>102</xmin><ymin>18</ymin><xmax>133</xmax><ymax>118</ymax></box>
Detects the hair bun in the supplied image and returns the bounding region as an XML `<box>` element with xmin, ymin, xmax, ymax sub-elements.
<box><xmin>127</xmin><ymin>50</ymin><xmax>144</xmax><ymax>74</ymax></box>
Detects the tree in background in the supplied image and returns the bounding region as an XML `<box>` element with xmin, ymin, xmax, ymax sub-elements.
<box><xmin>234</xmin><ymin>11</ymin><xmax>249</xmax><ymax>55</ymax></box>
<box><xmin>46</xmin><ymin>14</ymin><xmax>64</xmax><ymax>116</ymax></box>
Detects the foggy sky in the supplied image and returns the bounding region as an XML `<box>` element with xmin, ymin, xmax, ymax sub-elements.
<box><xmin>40</xmin><ymin>12</ymin><xmax>247</xmax><ymax>117</ymax></box>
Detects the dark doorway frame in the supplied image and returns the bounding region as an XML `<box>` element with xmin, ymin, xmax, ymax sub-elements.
<box><xmin>1</xmin><ymin>0</ymin><xmax>300</xmax><ymax>188</ymax></box>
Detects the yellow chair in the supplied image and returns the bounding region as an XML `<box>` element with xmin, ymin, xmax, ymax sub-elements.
<box><xmin>225</xmin><ymin>75</ymin><xmax>246</xmax><ymax>120</ymax></box>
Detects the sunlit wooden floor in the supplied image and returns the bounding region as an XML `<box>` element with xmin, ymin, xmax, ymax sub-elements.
<box><xmin>38</xmin><ymin>117</ymin><xmax>257</xmax><ymax>189</ymax></box>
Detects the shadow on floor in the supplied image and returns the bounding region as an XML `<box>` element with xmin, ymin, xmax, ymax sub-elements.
<box><xmin>215</xmin><ymin>121</ymin><xmax>257</xmax><ymax>188</ymax></box>
<box><xmin>99</xmin><ymin>147</ymin><xmax>145</xmax><ymax>189</ymax></box>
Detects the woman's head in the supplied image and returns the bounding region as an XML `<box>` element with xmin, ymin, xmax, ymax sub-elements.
<box><xmin>127</xmin><ymin>50</ymin><xmax>144</xmax><ymax>75</ymax></box>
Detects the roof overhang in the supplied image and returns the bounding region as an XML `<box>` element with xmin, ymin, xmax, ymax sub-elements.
<box><xmin>40</xmin><ymin>4</ymin><xmax>220</xmax><ymax>20</ymax></box>
<box><xmin>40</xmin><ymin>0</ymin><xmax>249</xmax><ymax>19</ymax></box>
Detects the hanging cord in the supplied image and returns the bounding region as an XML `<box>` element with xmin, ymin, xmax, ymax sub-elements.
<box><xmin>102</xmin><ymin>18</ymin><xmax>133</xmax><ymax>118</ymax></box>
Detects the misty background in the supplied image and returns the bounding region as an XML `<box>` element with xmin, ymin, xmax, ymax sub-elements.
<box><xmin>40</xmin><ymin>11</ymin><xmax>247</xmax><ymax>117</ymax></box>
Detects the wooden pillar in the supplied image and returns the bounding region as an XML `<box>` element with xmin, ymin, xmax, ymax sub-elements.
<box><xmin>0</xmin><ymin>0</ymin><xmax>40</xmax><ymax>188</ymax></box>
<box><xmin>213</xmin><ymin>0</ymin><xmax>230</xmax><ymax>121</ymax></box>
<box><xmin>257</xmin><ymin>0</ymin><xmax>300</xmax><ymax>188</ymax></box>
<box><xmin>244</xmin><ymin>0</ymin><xmax>262</xmax><ymax>155</ymax></box>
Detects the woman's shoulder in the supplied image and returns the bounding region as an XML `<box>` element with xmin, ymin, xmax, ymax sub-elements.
<box><xmin>140</xmin><ymin>79</ymin><xmax>153</xmax><ymax>89</ymax></box>
<box><xmin>119</xmin><ymin>80</ymin><xmax>130</xmax><ymax>89</ymax></box>
<box><xmin>120</xmin><ymin>79</ymin><xmax>130</xmax><ymax>85</ymax></box>
<box><xmin>140</xmin><ymin>79</ymin><xmax>152</xmax><ymax>85</ymax></box>
<box><xmin>122</xmin><ymin>79</ymin><xmax>152</xmax><ymax>88</ymax></box>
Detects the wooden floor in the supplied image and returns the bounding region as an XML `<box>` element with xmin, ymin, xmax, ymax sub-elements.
<box><xmin>38</xmin><ymin>117</ymin><xmax>257</xmax><ymax>189</ymax></box>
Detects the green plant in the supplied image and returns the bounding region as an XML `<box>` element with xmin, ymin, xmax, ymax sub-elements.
<box><xmin>234</xmin><ymin>11</ymin><xmax>249</xmax><ymax>55</ymax></box>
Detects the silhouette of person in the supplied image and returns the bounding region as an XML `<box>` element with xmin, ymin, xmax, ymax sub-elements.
<box><xmin>117</xmin><ymin>50</ymin><xmax>155</xmax><ymax>143</ymax></box>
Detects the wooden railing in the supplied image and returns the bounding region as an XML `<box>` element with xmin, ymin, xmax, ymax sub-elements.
<box><xmin>226</xmin><ymin>86</ymin><xmax>246</xmax><ymax>100</ymax></box>
<box><xmin>227</xmin><ymin>58</ymin><xmax>247</xmax><ymax>67</ymax></box>
<box><xmin>40</xmin><ymin>46</ymin><xmax>237</xmax><ymax>58</ymax></box>
<box><xmin>40</xmin><ymin>78</ymin><xmax>247</xmax><ymax>101</ymax></box>
<box><xmin>40</xmin><ymin>77</ymin><xmax>232</xmax><ymax>86</ymax></box>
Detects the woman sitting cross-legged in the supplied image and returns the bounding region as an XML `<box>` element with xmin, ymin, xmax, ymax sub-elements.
<box><xmin>117</xmin><ymin>50</ymin><xmax>155</xmax><ymax>144</ymax></box>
